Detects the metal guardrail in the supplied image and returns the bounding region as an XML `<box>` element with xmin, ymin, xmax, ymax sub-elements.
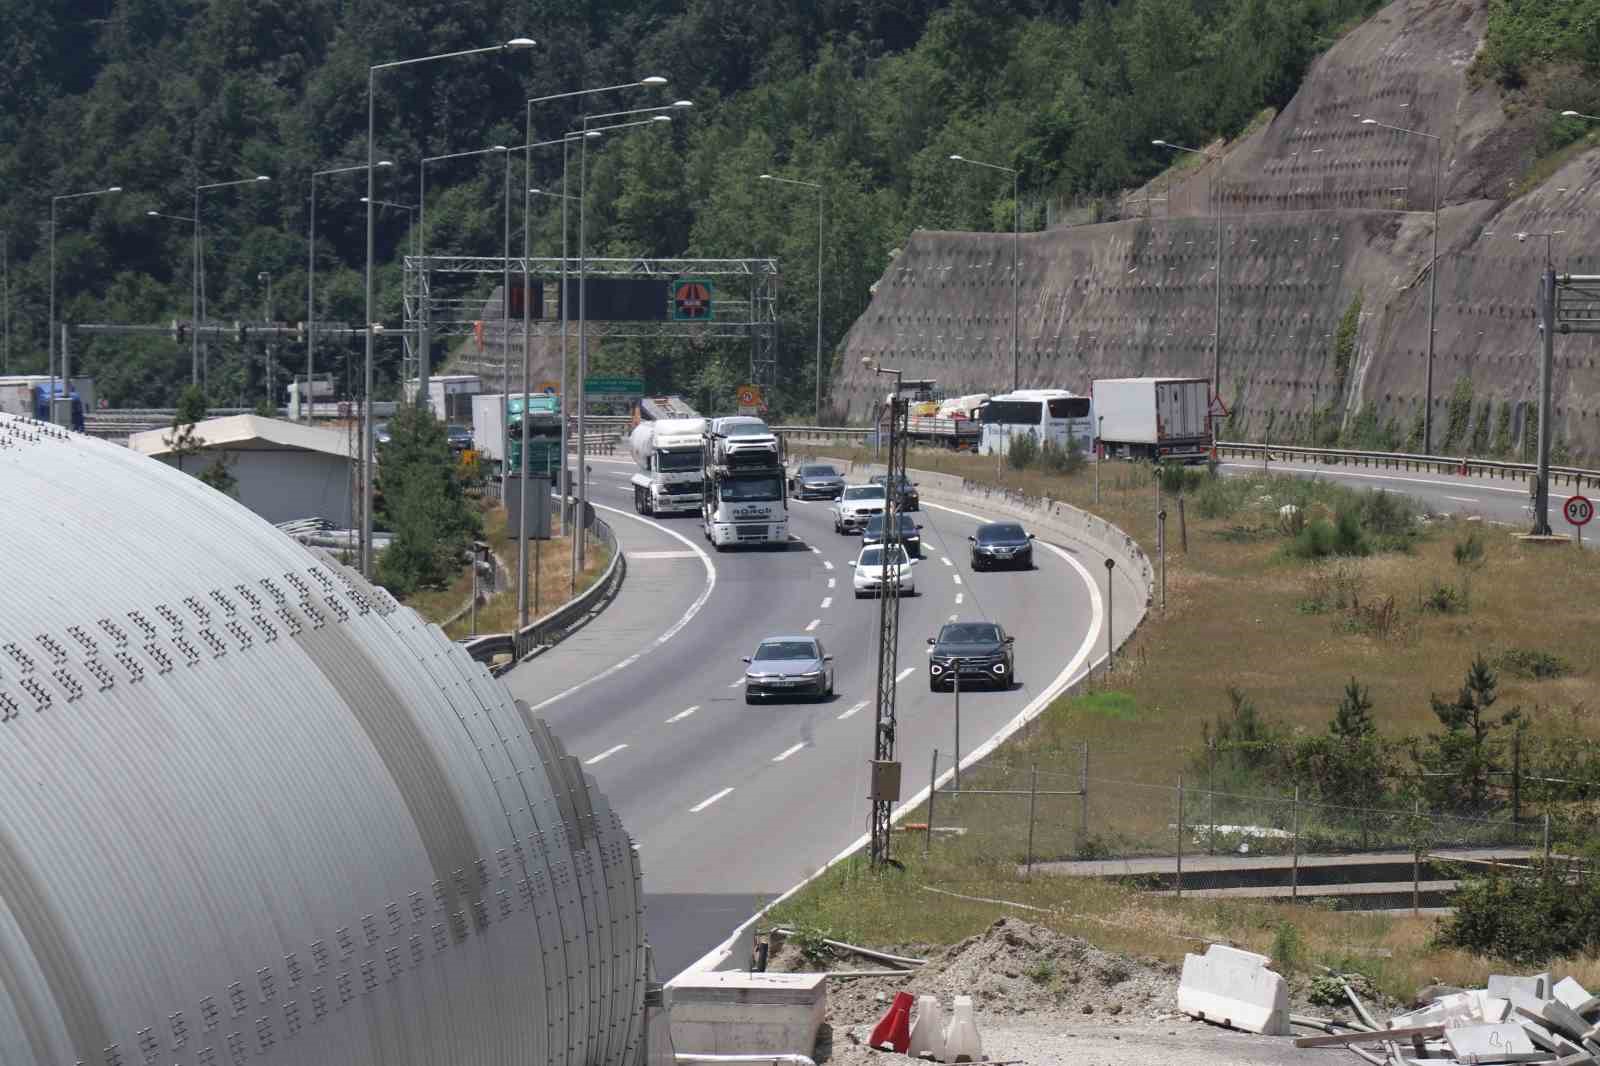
<box><xmin>458</xmin><ymin>507</ymin><xmax>625</xmax><ymax>674</ymax></box>
<box><xmin>772</xmin><ymin>425</ymin><xmax>875</xmax><ymax>445</ymax></box>
<box><xmin>1215</xmin><ymin>441</ymin><xmax>1600</xmax><ymax>490</ymax></box>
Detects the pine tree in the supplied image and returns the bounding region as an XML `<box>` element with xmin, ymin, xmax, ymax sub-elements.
<box><xmin>1331</xmin><ymin>677</ymin><xmax>1374</xmax><ymax>741</ymax></box>
<box><xmin>163</xmin><ymin>384</ymin><xmax>209</xmax><ymax>474</ymax></box>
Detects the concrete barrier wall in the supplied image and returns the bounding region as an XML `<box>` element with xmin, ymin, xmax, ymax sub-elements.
<box><xmin>821</xmin><ymin>457</ymin><xmax>1153</xmax><ymax>645</ymax></box>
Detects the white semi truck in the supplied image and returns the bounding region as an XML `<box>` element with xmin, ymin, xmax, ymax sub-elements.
<box><xmin>1092</xmin><ymin>377</ymin><xmax>1212</xmax><ymax>461</ymax></box>
<box><xmin>629</xmin><ymin>415</ymin><xmax>706</xmax><ymax>515</ymax></box>
<box><xmin>701</xmin><ymin>415</ymin><xmax>788</xmax><ymax>549</ymax></box>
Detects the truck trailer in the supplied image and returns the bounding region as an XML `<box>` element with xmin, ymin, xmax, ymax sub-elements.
<box><xmin>701</xmin><ymin>415</ymin><xmax>788</xmax><ymax>549</ymax></box>
<box><xmin>0</xmin><ymin>377</ymin><xmax>89</xmax><ymax>431</ymax></box>
<box><xmin>1091</xmin><ymin>377</ymin><xmax>1211</xmax><ymax>462</ymax></box>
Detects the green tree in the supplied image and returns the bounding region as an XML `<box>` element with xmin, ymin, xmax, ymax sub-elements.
<box><xmin>1417</xmin><ymin>655</ymin><xmax>1523</xmax><ymax>812</ymax></box>
<box><xmin>374</xmin><ymin>405</ymin><xmax>482</xmax><ymax>596</ymax></box>
<box><xmin>163</xmin><ymin>384</ymin><xmax>209</xmax><ymax>474</ymax></box>
<box><xmin>1331</xmin><ymin>677</ymin><xmax>1375</xmax><ymax>741</ymax></box>
<box><xmin>198</xmin><ymin>453</ymin><xmax>239</xmax><ymax>498</ymax></box>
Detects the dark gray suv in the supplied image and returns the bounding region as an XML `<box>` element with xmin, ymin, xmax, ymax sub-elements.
<box><xmin>789</xmin><ymin>463</ymin><xmax>846</xmax><ymax>500</ymax></box>
<box><xmin>927</xmin><ymin>621</ymin><xmax>1015</xmax><ymax>691</ymax></box>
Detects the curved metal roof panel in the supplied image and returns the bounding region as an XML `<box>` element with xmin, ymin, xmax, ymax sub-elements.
<box><xmin>0</xmin><ymin>414</ymin><xmax>644</xmax><ymax>1066</ymax></box>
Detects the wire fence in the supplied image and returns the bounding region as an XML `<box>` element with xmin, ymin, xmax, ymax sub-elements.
<box><xmin>913</xmin><ymin>746</ymin><xmax>1555</xmax><ymax>881</ymax></box>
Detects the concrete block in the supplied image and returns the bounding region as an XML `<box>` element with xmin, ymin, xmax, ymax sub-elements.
<box><xmin>1393</xmin><ymin>991</ymin><xmax>1483</xmax><ymax>1029</ymax></box>
<box><xmin>1446</xmin><ymin>1022</ymin><xmax>1543</xmax><ymax>1063</ymax></box>
<box><xmin>1177</xmin><ymin>944</ymin><xmax>1290</xmax><ymax>1036</ymax></box>
<box><xmin>1490</xmin><ymin>974</ymin><xmax>1550</xmax><ymax>1001</ymax></box>
<box><xmin>1554</xmin><ymin>977</ymin><xmax>1600</xmax><ymax>1016</ymax></box>
<box><xmin>665</xmin><ymin>971</ymin><xmax>828</xmax><ymax>1056</ymax></box>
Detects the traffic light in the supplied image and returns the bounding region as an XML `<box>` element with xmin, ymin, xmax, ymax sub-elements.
<box><xmin>235</xmin><ymin>321</ymin><xmax>248</xmax><ymax>344</ymax></box>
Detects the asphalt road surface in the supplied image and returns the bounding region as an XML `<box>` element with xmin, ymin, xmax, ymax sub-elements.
<box><xmin>504</xmin><ymin>458</ymin><xmax>1110</xmax><ymax>978</ymax></box>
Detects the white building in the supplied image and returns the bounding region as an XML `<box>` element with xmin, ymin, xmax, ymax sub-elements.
<box><xmin>128</xmin><ymin>414</ymin><xmax>357</xmax><ymax>525</ymax></box>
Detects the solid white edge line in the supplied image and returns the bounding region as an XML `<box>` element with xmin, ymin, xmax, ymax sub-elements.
<box><xmin>771</xmin><ymin>742</ymin><xmax>806</xmax><ymax>763</ymax></box>
<box><xmin>1218</xmin><ymin>461</ymin><xmax>1567</xmax><ymax>499</ymax></box>
<box><xmin>673</xmin><ymin>497</ymin><xmax>1106</xmax><ymax>981</ymax></box>
<box><xmin>666</xmin><ymin>705</ymin><xmax>699</xmax><ymax>724</ymax></box>
<box><xmin>525</xmin><ymin>501</ymin><xmax>718</xmax><ymax>713</ymax></box>
<box><xmin>836</xmin><ymin>700</ymin><xmax>868</xmax><ymax>720</ymax></box>
<box><xmin>584</xmin><ymin>743</ymin><xmax>627</xmax><ymax>765</ymax></box>
<box><xmin>689</xmin><ymin>787</ymin><xmax>734</xmax><ymax>813</ymax></box>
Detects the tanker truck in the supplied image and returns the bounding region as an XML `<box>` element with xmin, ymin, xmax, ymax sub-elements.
<box><xmin>629</xmin><ymin>415</ymin><xmax>707</xmax><ymax>515</ymax></box>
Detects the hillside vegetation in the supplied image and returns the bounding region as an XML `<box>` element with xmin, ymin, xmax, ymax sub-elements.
<box><xmin>5</xmin><ymin>0</ymin><xmax>1385</xmax><ymax>416</ymax></box>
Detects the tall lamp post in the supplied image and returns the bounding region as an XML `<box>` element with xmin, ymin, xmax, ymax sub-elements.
<box><xmin>573</xmin><ymin>105</ymin><xmax>686</xmax><ymax>579</ymax></box>
<box><xmin>364</xmin><ymin>36</ymin><xmax>536</xmax><ymax>578</ymax></box>
<box><xmin>2</xmin><ymin>229</ymin><xmax>9</xmax><ymax>373</ymax></box>
<box><xmin>523</xmin><ymin>77</ymin><xmax>666</xmax><ymax>583</ymax></box>
<box><xmin>948</xmin><ymin>153</ymin><xmax>1020</xmax><ymax>391</ymax></box>
<box><xmin>50</xmin><ymin>185</ymin><xmax>122</xmax><ymax>410</ymax></box>
<box><xmin>309</xmin><ymin>160</ymin><xmax>391</xmax><ymax>422</ymax></box>
<box><xmin>257</xmin><ymin>270</ymin><xmax>274</xmax><ymax>407</ymax></box>
<box><xmin>195</xmin><ymin>176</ymin><xmax>272</xmax><ymax>388</ymax></box>
<box><xmin>1360</xmin><ymin>117</ymin><xmax>1441</xmax><ymax>453</ymax></box>
<box><xmin>759</xmin><ymin>173</ymin><xmax>825</xmax><ymax>420</ymax></box>
<box><xmin>1153</xmin><ymin>139</ymin><xmax>1224</xmax><ymax>396</ymax></box>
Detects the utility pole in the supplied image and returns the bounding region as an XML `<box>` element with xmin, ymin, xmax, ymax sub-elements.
<box><xmin>1536</xmin><ymin>257</ymin><xmax>1600</xmax><ymax>535</ymax></box>
<box><xmin>1</xmin><ymin>230</ymin><xmax>8</xmax><ymax>372</ymax></box>
<box><xmin>868</xmin><ymin>362</ymin><xmax>910</xmax><ymax>868</ymax></box>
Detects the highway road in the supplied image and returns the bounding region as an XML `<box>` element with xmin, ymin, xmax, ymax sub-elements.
<box><xmin>504</xmin><ymin>458</ymin><xmax>1110</xmax><ymax>978</ymax></box>
<box><xmin>1219</xmin><ymin>458</ymin><xmax>1595</xmax><ymax>540</ymax></box>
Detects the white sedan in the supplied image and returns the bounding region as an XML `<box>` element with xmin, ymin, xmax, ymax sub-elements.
<box><xmin>852</xmin><ymin>544</ymin><xmax>919</xmax><ymax>598</ymax></box>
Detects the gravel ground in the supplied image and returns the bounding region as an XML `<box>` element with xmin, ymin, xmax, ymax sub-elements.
<box><xmin>769</xmin><ymin>917</ymin><xmax>1350</xmax><ymax>1066</ymax></box>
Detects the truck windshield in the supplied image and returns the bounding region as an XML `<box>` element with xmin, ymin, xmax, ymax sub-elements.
<box><xmin>658</xmin><ymin>450</ymin><xmax>700</xmax><ymax>472</ymax></box>
<box><xmin>720</xmin><ymin>476</ymin><xmax>782</xmax><ymax>502</ymax></box>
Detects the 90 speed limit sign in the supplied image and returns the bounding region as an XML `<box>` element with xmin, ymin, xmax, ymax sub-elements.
<box><xmin>1565</xmin><ymin>495</ymin><xmax>1594</xmax><ymax>527</ymax></box>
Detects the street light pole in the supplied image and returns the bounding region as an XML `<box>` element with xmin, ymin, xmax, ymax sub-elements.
<box><xmin>310</xmin><ymin>161</ymin><xmax>389</xmax><ymax>423</ymax></box>
<box><xmin>192</xmin><ymin>176</ymin><xmax>271</xmax><ymax>391</ymax></box>
<box><xmin>948</xmin><ymin>154</ymin><xmax>1021</xmax><ymax>390</ymax></box>
<box><xmin>2</xmin><ymin>230</ymin><xmax>9</xmax><ymax>373</ymax></box>
<box><xmin>573</xmin><ymin>104</ymin><xmax>686</xmax><ymax>580</ymax></box>
<box><xmin>759</xmin><ymin>173</ymin><xmax>825</xmax><ymax>419</ymax></box>
<box><xmin>365</xmin><ymin>37</ymin><xmax>536</xmax><ymax>578</ymax></box>
<box><xmin>258</xmin><ymin>270</ymin><xmax>273</xmax><ymax>406</ymax></box>
<box><xmin>1153</xmin><ymin>139</ymin><xmax>1224</xmax><ymax>395</ymax></box>
<box><xmin>1361</xmin><ymin>118</ymin><xmax>1442</xmax><ymax>453</ymax></box>
<box><xmin>50</xmin><ymin>185</ymin><xmax>122</xmax><ymax>410</ymax></box>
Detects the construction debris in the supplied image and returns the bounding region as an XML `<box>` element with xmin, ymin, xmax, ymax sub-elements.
<box><xmin>1292</xmin><ymin>971</ymin><xmax>1600</xmax><ymax>1066</ymax></box>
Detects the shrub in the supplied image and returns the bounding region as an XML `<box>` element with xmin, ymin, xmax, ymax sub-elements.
<box><xmin>1285</xmin><ymin>509</ymin><xmax>1369</xmax><ymax>560</ymax></box>
<box><xmin>1454</xmin><ymin>530</ymin><xmax>1485</xmax><ymax>567</ymax></box>
<box><xmin>1497</xmin><ymin>648</ymin><xmax>1572</xmax><ymax>680</ymax></box>
<box><xmin>1435</xmin><ymin>861</ymin><xmax>1600</xmax><ymax>964</ymax></box>
<box><xmin>1420</xmin><ymin>578</ymin><xmax>1465</xmax><ymax>614</ymax></box>
<box><xmin>1037</xmin><ymin>435</ymin><xmax>1084</xmax><ymax>475</ymax></box>
<box><xmin>1271</xmin><ymin>922</ymin><xmax>1304</xmax><ymax>976</ymax></box>
<box><xmin>1359</xmin><ymin>489</ymin><xmax>1412</xmax><ymax>538</ymax></box>
<box><xmin>1007</xmin><ymin>431</ymin><xmax>1039</xmax><ymax>470</ymax></box>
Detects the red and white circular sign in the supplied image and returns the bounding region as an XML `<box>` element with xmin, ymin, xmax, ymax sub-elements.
<box><xmin>1565</xmin><ymin>495</ymin><xmax>1594</xmax><ymax>527</ymax></box>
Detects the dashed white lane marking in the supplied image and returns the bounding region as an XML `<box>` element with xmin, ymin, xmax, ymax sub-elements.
<box><xmin>1445</xmin><ymin>495</ymin><xmax>1480</xmax><ymax>503</ymax></box>
<box><xmin>823</xmin><ymin>560</ymin><xmax>835</xmax><ymax>571</ymax></box>
<box><xmin>955</xmin><ymin>593</ymin><xmax>964</xmax><ymax>605</ymax></box>
<box><xmin>837</xmin><ymin>700</ymin><xmax>868</xmax><ymax>720</ymax></box>
<box><xmin>940</xmin><ymin>557</ymin><xmax>953</xmax><ymax>567</ymax></box>
<box><xmin>949</xmin><ymin>614</ymin><xmax>958</xmax><ymax>621</ymax></box>
<box><xmin>820</xmin><ymin>597</ymin><xmax>832</xmax><ymax>609</ymax></box>
<box><xmin>805</xmin><ymin>619</ymin><xmax>821</xmax><ymax>632</ymax></box>
<box><xmin>953</xmin><ymin>574</ymin><xmax>963</xmax><ymax>585</ymax></box>
<box><xmin>729</xmin><ymin>679</ymin><xmax>744</xmax><ymax>688</ymax></box>
<box><xmin>690</xmin><ymin>787</ymin><xmax>734</xmax><ymax>813</ymax></box>
<box><xmin>827</xmin><ymin>578</ymin><xmax>836</xmax><ymax>589</ymax></box>
<box><xmin>584</xmin><ymin>744</ymin><xmax>627</xmax><ymax>765</ymax></box>
<box><xmin>771</xmin><ymin>743</ymin><xmax>806</xmax><ymax>763</ymax></box>
<box><xmin>810</xmin><ymin>546</ymin><xmax>821</xmax><ymax>555</ymax></box>
<box><xmin>628</xmin><ymin>550</ymin><xmax>700</xmax><ymax>560</ymax></box>
<box><xmin>895</xmin><ymin>666</ymin><xmax>916</xmax><ymax>683</ymax></box>
<box><xmin>665</xmin><ymin>705</ymin><xmax>699</xmax><ymax>724</ymax></box>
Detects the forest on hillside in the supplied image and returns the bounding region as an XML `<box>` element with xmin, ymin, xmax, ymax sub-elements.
<box><xmin>0</xmin><ymin>0</ymin><xmax>1385</xmax><ymax>418</ymax></box>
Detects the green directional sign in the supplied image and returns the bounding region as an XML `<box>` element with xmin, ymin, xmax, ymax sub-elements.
<box><xmin>584</xmin><ymin>376</ymin><xmax>644</xmax><ymax>404</ymax></box>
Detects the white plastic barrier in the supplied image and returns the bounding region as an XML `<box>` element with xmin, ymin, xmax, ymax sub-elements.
<box><xmin>941</xmin><ymin>995</ymin><xmax>983</xmax><ymax>1064</ymax></box>
<box><xmin>907</xmin><ymin>996</ymin><xmax>947</xmax><ymax>1062</ymax></box>
<box><xmin>1176</xmin><ymin>944</ymin><xmax>1290</xmax><ymax>1036</ymax></box>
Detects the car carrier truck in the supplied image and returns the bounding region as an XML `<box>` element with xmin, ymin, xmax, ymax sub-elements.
<box><xmin>701</xmin><ymin>415</ymin><xmax>788</xmax><ymax>549</ymax></box>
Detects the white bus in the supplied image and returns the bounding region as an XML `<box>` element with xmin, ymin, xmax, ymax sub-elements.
<box><xmin>978</xmin><ymin>388</ymin><xmax>1093</xmax><ymax>456</ymax></box>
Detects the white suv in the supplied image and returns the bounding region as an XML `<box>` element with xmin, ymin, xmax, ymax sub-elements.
<box><xmin>831</xmin><ymin>484</ymin><xmax>886</xmax><ymax>534</ymax></box>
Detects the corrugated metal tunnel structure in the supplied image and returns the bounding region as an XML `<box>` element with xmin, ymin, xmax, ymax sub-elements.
<box><xmin>0</xmin><ymin>413</ymin><xmax>650</xmax><ymax>1066</ymax></box>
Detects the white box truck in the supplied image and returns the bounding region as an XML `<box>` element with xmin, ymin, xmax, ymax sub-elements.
<box><xmin>471</xmin><ymin>393</ymin><xmax>509</xmax><ymax>463</ymax></box>
<box><xmin>1092</xmin><ymin>377</ymin><xmax>1212</xmax><ymax>462</ymax></box>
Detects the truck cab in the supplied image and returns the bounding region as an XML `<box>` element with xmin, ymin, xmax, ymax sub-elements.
<box><xmin>701</xmin><ymin>416</ymin><xmax>788</xmax><ymax>548</ymax></box>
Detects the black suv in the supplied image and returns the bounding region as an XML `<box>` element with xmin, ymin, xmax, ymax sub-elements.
<box><xmin>870</xmin><ymin>473</ymin><xmax>920</xmax><ymax>511</ymax></box>
<box><xmin>926</xmin><ymin>621</ymin><xmax>1015</xmax><ymax>691</ymax></box>
<box><xmin>862</xmin><ymin>512</ymin><xmax>923</xmax><ymax>557</ymax></box>
<box><xmin>969</xmin><ymin>522</ymin><xmax>1035</xmax><ymax>571</ymax></box>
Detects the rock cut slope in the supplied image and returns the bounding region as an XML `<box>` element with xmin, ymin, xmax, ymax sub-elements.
<box><xmin>834</xmin><ymin>0</ymin><xmax>1600</xmax><ymax>459</ymax></box>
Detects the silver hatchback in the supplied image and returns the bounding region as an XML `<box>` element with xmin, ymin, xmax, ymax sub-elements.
<box><xmin>742</xmin><ymin>636</ymin><xmax>835</xmax><ymax>703</ymax></box>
